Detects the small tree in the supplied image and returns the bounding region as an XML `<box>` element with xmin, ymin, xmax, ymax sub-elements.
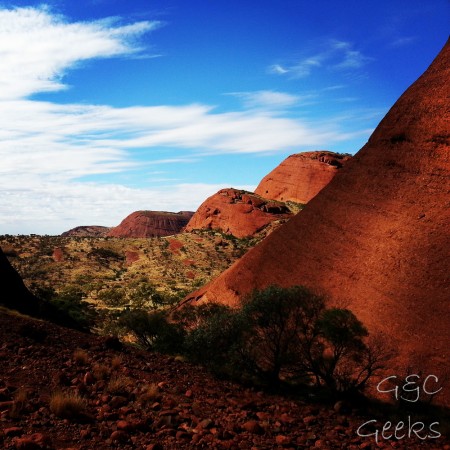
<box><xmin>238</xmin><ymin>286</ymin><xmax>390</xmax><ymax>393</ymax></box>
<box><xmin>127</xmin><ymin>282</ymin><xmax>156</xmax><ymax>308</ymax></box>
<box><xmin>310</xmin><ymin>308</ymin><xmax>368</xmax><ymax>391</ymax></box>
<box><xmin>240</xmin><ymin>285</ymin><xmax>325</xmax><ymax>386</ymax></box>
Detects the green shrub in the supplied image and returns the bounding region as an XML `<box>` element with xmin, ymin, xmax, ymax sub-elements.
<box><xmin>239</xmin><ymin>285</ymin><xmax>325</xmax><ymax>386</ymax></box>
<box><xmin>32</xmin><ymin>284</ymin><xmax>94</xmax><ymax>330</ymax></box>
<box><xmin>183</xmin><ymin>304</ymin><xmax>246</xmax><ymax>374</ymax></box>
<box><xmin>239</xmin><ymin>286</ymin><xmax>390</xmax><ymax>393</ymax></box>
<box><xmin>118</xmin><ymin>309</ymin><xmax>184</xmax><ymax>354</ymax></box>
<box><xmin>97</xmin><ymin>287</ymin><xmax>126</xmax><ymax>307</ymax></box>
<box><xmin>87</xmin><ymin>247</ymin><xmax>124</xmax><ymax>263</ymax></box>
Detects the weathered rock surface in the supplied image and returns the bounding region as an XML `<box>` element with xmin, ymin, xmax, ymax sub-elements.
<box><xmin>61</xmin><ymin>226</ymin><xmax>111</xmax><ymax>237</ymax></box>
<box><xmin>185</xmin><ymin>189</ymin><xmax>292</xmax><ymax>238</ymax></box>
<box><xmin>255</xmin><ymin>151</ymin><xmax>351</xmax><ymax>204</ymax></box>
<box><xmin>107</xmin><ymin>211</ymin><xmax>194</xmax><ymax>238</ymax></box>
<box><xmin>185</xmin><ymin>41</ymin><xmax>450</xmax><ymax>405</ymax></box>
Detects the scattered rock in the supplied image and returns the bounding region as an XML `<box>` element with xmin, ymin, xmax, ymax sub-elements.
<box><xmin>242</xmin><ymin>420</ymin><xmax>263</xmax><ymax>434</ymax></box>
<box><xmin>110</xmin><ymin>430</ymin><xmax>128</xmax><ymax>443</ymax></box>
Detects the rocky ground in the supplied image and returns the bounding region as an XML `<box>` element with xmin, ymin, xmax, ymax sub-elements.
<box><xmin>0</xmin><ymin>309</ymin><xmax>448</xmax><ymax>449</ymax></box>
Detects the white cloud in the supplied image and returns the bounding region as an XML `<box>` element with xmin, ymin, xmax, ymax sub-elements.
<box><xmin>389</xmin><ymin>36</ymin><xmax>417</xmax><ymax>48</ymax></box>
<box><xmin>227</xmin><ymin>90</ymin><xmax>303</xmax><ymax>110</ymax></box>
<box><xmin>270</xmin><ymin>39</ymin><xmax>372</xmax><ymax>78</ymax></box>
<box><xmin>268</xmin><ymin>64</ymin><xmax>289</xmax><ymax>75</ymax></box>
<box><xmin>0</xmin><ymin>6</ymin><xmax>161</xmax><ymax>99</ymax></box>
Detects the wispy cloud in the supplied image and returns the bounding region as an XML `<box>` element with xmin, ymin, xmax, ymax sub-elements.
<box><xmin>226</xmin><ymin>90</ymin><xmax>301</xmax><ymax>109</ymax></box>
<box><xmin>269</xmin><ymin>39</ymin><xmax>372</xmax><ymax>78</ymax></box>
<box><xmin>269</xmin><ymin>64</ymin><xmax>289</xmax><ymax>75</ymax></box>
<box><xmin>389</xmin><ymin>36</ymin><xmax>417</xmax><ymax>48</ymax></box>
<box><xmin>0</xmin><ymin>5</ymin><xmax>161</xmax><ymax>100</ymax></box>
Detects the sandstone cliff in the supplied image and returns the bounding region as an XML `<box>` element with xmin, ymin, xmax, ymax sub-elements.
<box><xmin>0</xmin><ymin>248</ymin><xmax>83</xmax><ymax>329</ymax></box>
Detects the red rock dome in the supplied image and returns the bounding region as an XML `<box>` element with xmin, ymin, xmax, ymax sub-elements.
<box><xmin>107</xmin><ymin>211</ymin><xmax>194</xmax><ymax>238</ymax></box>
<box><xmin>255</xmin><ymin>151</ymin><xmax>351</xmax><ymax>204</ymax></box>
<box><xmin>185</xmin><ymin>188</ymin><xmax>292</xmax><ymax>238</ymax></box>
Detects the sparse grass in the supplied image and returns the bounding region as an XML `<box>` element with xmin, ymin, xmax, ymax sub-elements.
<box><xmin>49</xmin><ymin>390</ymin><xmax>88</xmax><ymax>419</ymax></box>
<box><xmin>106</xmin><ymin>375</ymin><xmax>131</xmax><ymax>395</ymax></box>
<box><xmin>93</xmin><ymin>363</ymin><xmax>110</xmax><ymax>381</ymax></box>
<box><xmin>9</xmin><ymin>388</ymin><xmax>28</xmax><ymax>419</ymax></box>
<box><xmin>140</xmin><ymin>383</ymin><xmax>160</xmax><ymax>404</ymax></box>
<box><xmin>73</xmin><ymin>348</ymin><xmax>89</xmax><ymax>365</ymax></box>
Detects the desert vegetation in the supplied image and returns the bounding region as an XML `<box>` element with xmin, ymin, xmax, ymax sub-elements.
<box><xmin>119</xmin><ymin>285</ymin><xmax>391</xmax><ymax>398</ymax></box>
<box><xmin>0</xmin><ymin>231</ymin><xmax>255</xmax><ymax>330</ymax></box>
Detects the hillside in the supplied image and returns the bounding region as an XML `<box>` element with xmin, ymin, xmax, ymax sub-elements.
<box><xmin>0</xmin><ymin>232</ymin><xmax>253</xmax><ymax>317</ymax></box>
<box><xmin>61</xmin><ymin>226</ymin><xmax>111</xmax><ymax>238</ymax></box>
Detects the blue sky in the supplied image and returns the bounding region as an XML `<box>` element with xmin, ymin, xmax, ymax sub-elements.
<box><xmin>0</xmin><ymin>0</ymin><xmax>448</xmax><ymax>234</ymax></box>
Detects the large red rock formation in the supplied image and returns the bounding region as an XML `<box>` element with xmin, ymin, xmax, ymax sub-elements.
<box><xmin>61</xmin><ymin>226</ymin><xmax>111</xmax><ymax>237</ymax></box>
<box><xmin>107</xmin><ymin>211</ymin><xmax>194</xmax><ymax>238</ymax></box>
<box><xmin>255</xmin><ymin>151</ymin><xmax>351</xmax><ymax>204</ymax></box>
<box><xmin>186</xmin><ymin>41</ymin><xmax>450</xmax><ymax>404</ymax></box>
<box><xmin>185</xmin><ymin>188</ymin><xmax>292</xmax><ymax>238</ymax></box>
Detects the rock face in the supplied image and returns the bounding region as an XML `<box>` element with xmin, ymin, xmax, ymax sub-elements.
<box><xmin>255</xmin><ymin>151</ymin><xmax>351</xmax><ymax>204</ymax></box>
<box><xmin>185</xmin><ymin>189</ymin><xmax>292</xmax><ymax>238</ymax></box>
<box><xmin>186</xmin><ymin>41</ymin><xmax>450</xmax><ymax>404</ymax></box>
<box><xmin>107</xmin><ymin>211</ymin><xmax>194</xmax><ymax>238</ymax></box>
<box><xmin>61</xmin><ymin>226</ymin><xmax>111</xmax><ymax>237</ymax></box>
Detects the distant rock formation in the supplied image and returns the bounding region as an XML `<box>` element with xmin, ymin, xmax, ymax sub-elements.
<box><xmin>185</xmin><ymin>189</ymin><xmax>292</xmax><ymax>238</ymax></box>
<box><xmin>255</xmin><ymin>151</ymin><xmax>351</xmax><ymax>204</ymax></box>
<box><xmin>61</xmin><ymin>226</ymin><xmax>111</xmax><ymax>237</ymax></box>
<box><xmin>107</xmin><ymin>211</ymin><xmax>194</xmax><ymax>238</ymax></box>
<box><xmin>185</xmin><ymin>40</ymin><xmax>450</xmax><ymax>405</ymax></box>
